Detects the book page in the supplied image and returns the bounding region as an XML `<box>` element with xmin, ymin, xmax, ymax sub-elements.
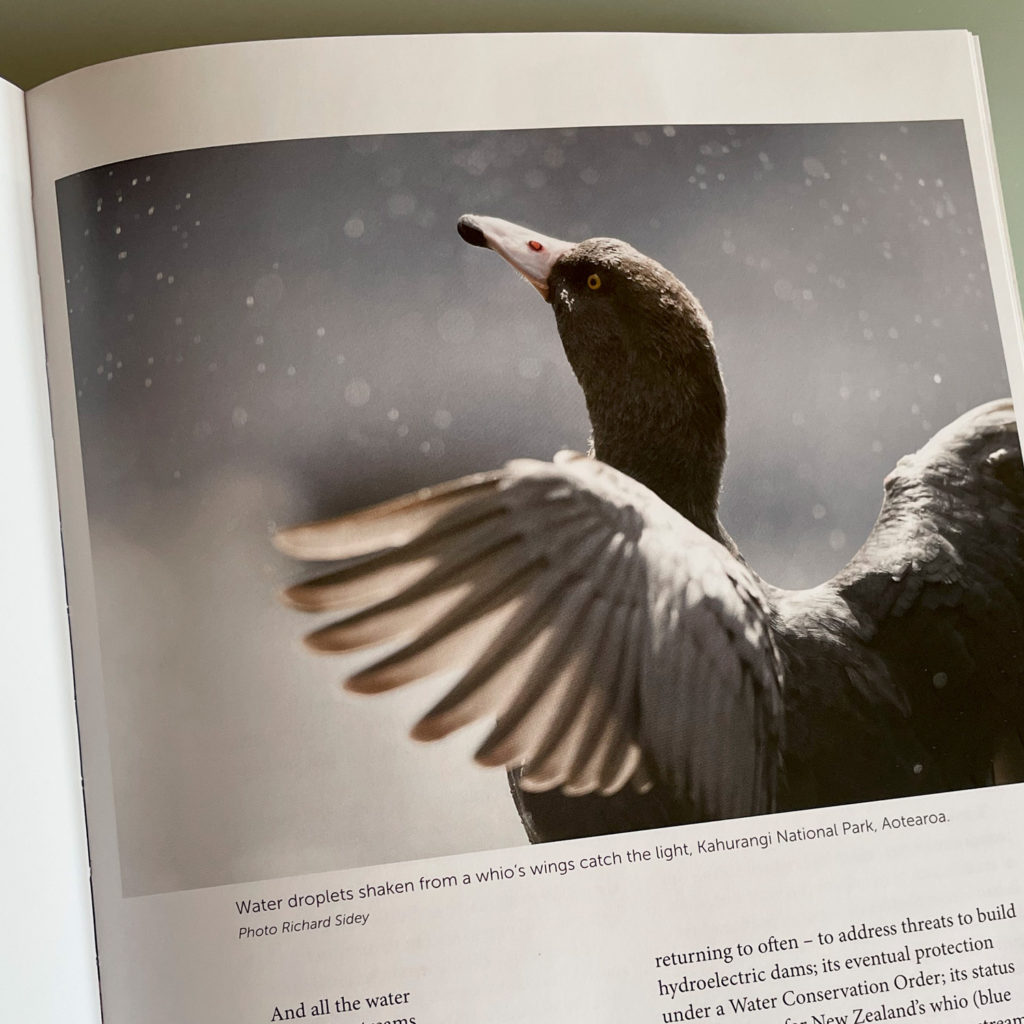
<box><xmin>26</xmin><ymin>33</ymin><xmax>1024</xmax><ymax>1023</ymax></box>
<box><xmin>0</xmin><ymin>77</ymin><xmax>100</xmax><ymax>1024</ymax></box>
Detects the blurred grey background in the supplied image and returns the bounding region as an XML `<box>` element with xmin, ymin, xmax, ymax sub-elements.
<box><xmin>56</xmin><ymin>120</ymin><xmax>1007</xmax><ymax>894</ymax></box>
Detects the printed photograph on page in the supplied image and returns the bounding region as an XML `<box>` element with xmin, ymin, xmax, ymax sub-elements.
<box><xmin>54</xmin><ymin>121</ymin><xmax>1023</xmax><ymax>897</ymax></box>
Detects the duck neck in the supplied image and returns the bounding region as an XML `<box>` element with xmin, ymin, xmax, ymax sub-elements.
<box><xmin>585</xmin><ymin>358</ymin><xmax>731</xmax><ymax>549</ymax></box>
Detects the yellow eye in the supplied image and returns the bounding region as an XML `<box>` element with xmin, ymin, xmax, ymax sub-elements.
<box><xmin>587</xmin><ymin>273</ymin><xmax>602</xmax><ymax>291</ymax></box>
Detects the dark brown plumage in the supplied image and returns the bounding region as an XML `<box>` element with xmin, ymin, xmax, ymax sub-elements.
<box><xmin>276</xmin><ymin>214</ymin><xmax>1024</xmax><ymax>843</ymax></box>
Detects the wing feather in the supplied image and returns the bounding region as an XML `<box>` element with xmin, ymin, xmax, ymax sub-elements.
<box><xmin>472</xmin><ymin>579</ymin><xmax>595</xmax><ymax>766</ymax></box>
<box><xmin>277</xmin><ymin>454</ymin><xmax>784</xmax><ymax>816</ymax></box>
<box><xmin>519</xmin><ymin>596</ymin><xmax>621</xmax><ymax>789</ymax></box>
<box><xmin>274</xmin><ymin>474</ymin><xmax>501</xmax><ymax>560</ymax></box>
<box><xmin>781</xmin><ymin>399</ymin><xmax>1024</xmax><ymax>801</ymax></box>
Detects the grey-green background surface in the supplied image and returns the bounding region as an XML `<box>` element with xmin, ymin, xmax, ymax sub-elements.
<box><xmin>2</xmin><ymin>1</ymin><xmax>1023</xmax><ymax>292</ymax></box>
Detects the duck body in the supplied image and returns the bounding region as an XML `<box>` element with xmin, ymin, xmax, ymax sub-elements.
<box><xmin>278</xmin><ymin>215</ymin><xmax>1024</xmax><ymax>845</ymax></box>
<box><xmin>513</xmin><ymin>392</ymin><xmax>1024</xmax><ymax>841</ymax></box>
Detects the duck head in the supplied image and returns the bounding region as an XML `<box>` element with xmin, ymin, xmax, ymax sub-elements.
<box><xmin>457</xmin><ymin>214</ymin><xmax>729</xmax><ymax>544</ymax></box>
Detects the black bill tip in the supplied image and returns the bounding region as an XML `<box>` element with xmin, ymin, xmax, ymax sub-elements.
<box><xmin>457</xmin><ymin>215</ymin><xmax>488</xmax><ymax>248</ymax></box>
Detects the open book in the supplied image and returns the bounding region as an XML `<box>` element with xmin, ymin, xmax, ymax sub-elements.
<box><xmin>6</xmin><ymin>31</ymin><xmax>1024</xmax><ymax>1024</ymax></box>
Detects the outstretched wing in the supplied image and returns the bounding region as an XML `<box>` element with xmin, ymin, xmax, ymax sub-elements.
<box><xmin>830</xmin><ymin>398</ymin><xmax>1024</xmax><ymax>789</ymax></box>
<box><xmin>276</xmin><ymin>453</ymin><xmax>784</xmax><ymax>820</ymax></box>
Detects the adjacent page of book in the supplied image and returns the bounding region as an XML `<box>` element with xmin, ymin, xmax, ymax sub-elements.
<box><xmin>0</xmin><ymin>78</ymin><xmax>100</xmax><ymax>1022</ymax></box>
<box><xmin>22</xmin><ymin>31</ymin><xmax>1024</xmax><ymax>1023</ymax></box>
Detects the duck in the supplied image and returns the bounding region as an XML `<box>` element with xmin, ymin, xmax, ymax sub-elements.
<box><xmin>275</xmin><ymin>214</ymin><xmax>1024</xmax><ymax>843</ymax></box>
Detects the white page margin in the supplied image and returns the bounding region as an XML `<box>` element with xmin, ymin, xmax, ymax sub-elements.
<box><xmin>0</xmin><ymin>76</ymin><xmax>100</xmax><ymax>1024</ymax></box>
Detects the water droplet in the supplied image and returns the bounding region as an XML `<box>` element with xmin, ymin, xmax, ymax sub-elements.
<box><xmin>388</xmin><ymin>193</ymin><xmax>416</xmax><ymax>217</ymax></box>
<box><xmin>253</xmin><ymin>273</ymin><xmax>284</xmax><ymax>307</ymax></box>
<box><xmin>345</xmin><ymin>378</ymin><xmax>371</xmax><ymax>406</ymax></box>
<box><xmin>802</xmin><ymin>157</ymin><xmax>827</xmax><ymax>179</ymax></box>
<box><xmin>437</xmin><ymin>308</ymin><xmax>474</xmax><ymax>346</ymax></box>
